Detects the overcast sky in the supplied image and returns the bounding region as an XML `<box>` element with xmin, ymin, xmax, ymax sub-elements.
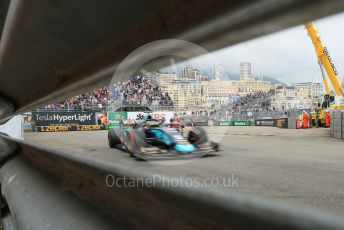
<box><xmin>209</xmin><ymin>12</ymin><xmax>344</xmax><ymax>85</ymax></box>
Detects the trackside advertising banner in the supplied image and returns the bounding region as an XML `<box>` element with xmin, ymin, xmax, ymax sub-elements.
<box><xmin>32</xmin><ymin>112</ymin><xmax>101</xmax><ymax>132</ymax></box>
<box><xmin>219</xmin><ymin>121</ymin><xmax>231</xmax><ymax>126</ymax></box>
<box><xmin>107</xmin><ymin>112</ymin><xmax>127</xmax><ymax>129</ymax></box>
<box><xmin>218</xmin><ymin>120</ymin><xmax>251</xmax><ymax>126</ymax></box>
<box><xmin>94</xmin><ymin>112</ymin><xmax>128</xmax><ymax>130</ymax></box>
<box><xmin>232</xmin><ymin>120</ymin><xmax>251</xmax><ymax>126</ymax></box>
<box><xmin>276</xmin><ymin>118</ymin><xmax>288</xmax><ymax>128</ymax></box>
<box><xmin>32</xmin><ymin>111</ymin><xmax>175</xmax><ymax>132</ymax></box>
<box><xmin>255</xmin><ymin>119</ymin><xmax>275</xmax><ymax>127</ymax></box>
<box><xmin>255</xmin><ymin>118</ymin><xmax>288</xmax><ymax>128</ymax></box>
<box><xmin>127</xmin><ymin>111</ymin><xmax>174</xmax><ymax>123</ymax></box>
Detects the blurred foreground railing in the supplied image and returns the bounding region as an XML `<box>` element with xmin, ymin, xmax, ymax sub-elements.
<box><xmin>2</xmin><ymin>134</ymin><xmax>344</xmax><ymax>229</ymax></box>
<box><xmin>2</xmin><ymin>0</ymin><xmax>344</xmax><ymax>229</ymax></box>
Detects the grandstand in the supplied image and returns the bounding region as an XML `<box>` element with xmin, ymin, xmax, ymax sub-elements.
<box><xmin>212</xmin><ymin>90</ymin><xmax>287</xmax><ymax>120</ymax></box>
<box><xmin>38</xmin><ymin>76</ymin><xmax>174</xmax><ymax>112</ymax></box>
<box><xmin>38</xmin><ymin>76</ymin><xmax>283</xmax><ymax>121</ymax></box>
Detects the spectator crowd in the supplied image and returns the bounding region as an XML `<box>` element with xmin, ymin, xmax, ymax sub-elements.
<box><xmin>40</xmin><ymin>76</ymin><xmax>173</xmax><ymax>111</ymax></box>
<box><xmin>208</xmin><ymin>90</ymin><xmax>276</xmax><ymax>120</ymax></box>
<box><xmin>40</xmin><ymin>87</ymin><xmax>110</xmax><ymax>111</ymax></box>
<box><xmin>111</xmin><ymin>76</ymin><xmax>173</xmax><ymax>107</ymax></box>
<box><xmin>231</xmin><ymin>91</ymin><xmax>273</xmax><ymax>112</ymax></box>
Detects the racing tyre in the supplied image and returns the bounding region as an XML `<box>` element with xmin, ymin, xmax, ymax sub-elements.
<box><xmin>108</xmin><ymin>129</ymin><xmax>120</xmax><ymax>148</ymax></box>
<box><xmin>210</xmin><ymin>141</ymin><xmax>219</xmax><ymax>151</ymax></box>
<box><xmin>127</xmin><ymin>130</ymin><xmax>150</xmax><ymax>158</ymax></box>
<box><xmin>188</xmin><ymin>127</ymin><xmax>207</xmax><ymax>145</ymax></box>
<box><xmin>126</xmin><ymin>130</ymin><xmax>136</xmax><ymax>157</ymax></box>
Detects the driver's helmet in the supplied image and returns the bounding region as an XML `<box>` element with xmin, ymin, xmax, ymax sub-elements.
<box><xmin>145</xmin><ymin>119</ymin><xmax>160</xmax><ymax>127</ymax></box>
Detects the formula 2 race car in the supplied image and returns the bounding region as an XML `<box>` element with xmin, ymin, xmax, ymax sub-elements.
<box><xmin>108</xmin><ymin>119</ymin><xmax>219</xmax><ymax>160</ymax></box>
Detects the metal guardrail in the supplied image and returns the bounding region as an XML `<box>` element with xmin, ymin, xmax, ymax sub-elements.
<box><xmin>2</xmin><ymin>134</ymin><xmax>344</xmax><ymax>229</ymax></box>
<box><xmin>1</xmin><ymin>0</ymin><xmax>344</xmax><ymax>229</ymax></box>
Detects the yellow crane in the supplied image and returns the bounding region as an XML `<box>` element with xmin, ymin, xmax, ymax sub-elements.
<box><xmin>305</xmin><ymin>22</ymin><xmax>344</xmax><ymax>127</ymax></box>
<box><xmin>305</xmin><ymin>22</ymin><xmax>344</xmax><ymax>109</ymax></box>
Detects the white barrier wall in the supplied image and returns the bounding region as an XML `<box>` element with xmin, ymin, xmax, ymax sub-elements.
<box><xmin>0</xmin><ymin>115</ymin><xmax>24</xmax><ymax>140</ymax></box>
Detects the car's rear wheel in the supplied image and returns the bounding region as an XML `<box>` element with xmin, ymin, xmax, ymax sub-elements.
<box><xmin>127</xmin><ymin>130</ymin><xmax>136</xmax><ymax>157</ymax></box>
<box><xmin>108</xmin><ymin>129</ymin><xmax>121</xmax><ymax>148</ymax></box>
<box><xmin>188</xmin><ymin>127</ymin><xmax>207</xmax><ymax>145</ymax></box>
<box><xmin>127</xmin><ymin>129</ymin><xmax>150</xmax><ymax>157</ymax></box>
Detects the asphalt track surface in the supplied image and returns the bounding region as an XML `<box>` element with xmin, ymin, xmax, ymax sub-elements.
<box><xmin>25</xmin><ymin>126</ymin><xmax>344</xmax><ymax>217</ymax></box>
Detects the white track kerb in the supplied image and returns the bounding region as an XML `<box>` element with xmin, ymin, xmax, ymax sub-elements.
<box><xmin>110</xmin><ymin>39</ymin><xmax>228</xmax><ymax>165</ymax></box>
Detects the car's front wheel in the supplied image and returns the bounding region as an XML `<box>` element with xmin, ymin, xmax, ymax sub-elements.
<box><xmin>188</xmin><ymin>127</ymin><xmax>207</xmax><ymax>145</ymax></box>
